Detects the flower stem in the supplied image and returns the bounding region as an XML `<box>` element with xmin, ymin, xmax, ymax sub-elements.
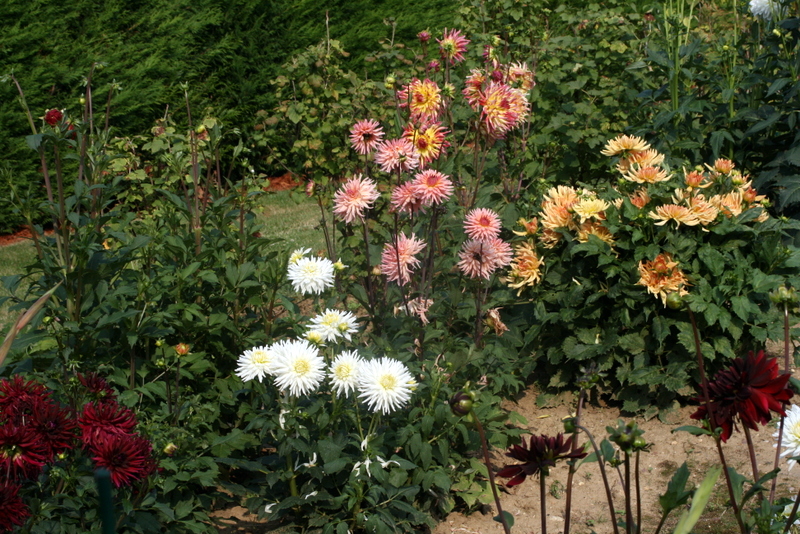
<box><xmin>564</xmin><ymin>388</ymin><xmax>586</xmax><ymax>534</ymax></box>
<box><xmin>635</xmin><ymin>451</ymin><xmax>642</xmax><ymax>534</ymax></box>
<box><xmin>771</xmin><ymin>301</ymin><xmax>792</xmax><ymax>503</ymax></box>
<box><xmin>540</xmin><ymin>473</ymin><xmax>548</xmax><ymax>534</ymax></box>
<box><xmin>624</xmin><ymin>453</ymin><xmax>632</xmax><ymax>534</ymax></box>
<box><xmin>471</xmin><ymin>409</ymin><xmax>511</xmax><ymax>534</ymax></box>
<box><xmin>576</xmin><ymin>424</ymin><xmax>620</xmax><ymax>534</ymax></box>
<box><xmin>742</xmin><ymin>425</ymin><xmax>761</xmax><ymax>494</ymax></box>
<box><xmin>783</xmin><ymin>485</ymin><xmax>800</xmax><ymax>534</ymax></box>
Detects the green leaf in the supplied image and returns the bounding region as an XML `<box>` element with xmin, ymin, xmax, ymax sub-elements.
<box><xmin>671</xmin><ymin>466</ymin><xmax>721</xmax><ymax>534</ymax></box>
<box><xmin>494</xmin><ymin>511</ymin><xmax>515</xmax><ymax>528</ymax></box>
<box><xmin>659</xmin><ymin>462</ymin><xmax>692</xmax><ymax>513</ymax></box>
<box><xmin>672</xmin><ymin>425</ymin><xmax>712</xmax><ymax>436</ymax></box>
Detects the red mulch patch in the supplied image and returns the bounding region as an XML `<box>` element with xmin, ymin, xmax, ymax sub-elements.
<box><xmin>265</xmin><ymin>173</ymin><xmax>303</xmax><ymax>192</ymax></box>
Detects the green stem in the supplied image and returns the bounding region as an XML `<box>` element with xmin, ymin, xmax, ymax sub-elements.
<box><xmin>576</xmin><ymin>424</ymin><xmax>620</xmax><ymax>534</ymax></box>
<box><xmin>540</xmin><ymin>472</ymin><xmax>548</xmax><ymax>534</ymax></box>
<box><xmin>471</xmin><ymin>409</ymin><xmax>511</xmax><ymax>534</ymax></box>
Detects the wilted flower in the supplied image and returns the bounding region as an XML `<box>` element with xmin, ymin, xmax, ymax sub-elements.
<box><xmin>775</xmin><ymin>404</ymin><xmax>800</xmax><ymax>470</ymax></box>
<box><xmin>380</xmin><ymin>233</ymin><xmax>426</xmax><ymax>285</ymax></box>
<box><xmin>287</xmin><ymin>256</ymin><xmax>336</xmax><ymax>295</ymax></box>
<box><xmin>692</xmin><ymin>350</ymin><xmax>793</xmax><ymax>442</ymax></box>
<box><xmin>271</xmin><ymin>339</ymin><xmax>326</xmax><ymax>397</ymax></box>
<box><xmin>374</xmin><ymin>138</ymin><xmax>420</xmax><ymax>174</ymax></box>
<box><xmin>349</xmin><ymin>119</ymin><xmax>384</xmax><ymax>155</ymax></box>
<box><xmin>437</xmin><ymin>28</ymin><xmax>470</xmax><ymax>64</ymax></box>
<box><xmin>497</xmin><ymin>434</ymin><xmax>588</xmax><ymax>486</ymax></box>
<box><xmin>357</xmin><ymin>357</ymin><xmax>416</xmax><ymax>414</ymax></box>
<box><xmin>508</xmin><ymin>241</ymin><xmax>544</xmax><ymax>295</ymax></box>
<box><xmin>307</xmin><ymin>309</ymin><xmax>359</xmax><ymax>343</ymax></box>
<box><xmin>393</xmin><ymin>297</ymin><xmax>434</xmax><ymax>325</ymax></box>
<box><xmin>506</xmin><ymin>62</ymin><xmax>535</xmax><ymax>91</ymax></box>
<box><xmin>333</xmin><ymin>175</ymin><xmax>380</xmax><ymax>224</ymax></box>
<box><xmin>464</xmin><ymin>208</ymin><xmax>502</xmax><ymax>241</ymax></box>
<box><xmin>485</xmin><ymin>308</ymin><xmax>509</xmax><ymax>336</ymax></box>
<box><xmin>513</xmin><ymin>217</ymin><xmax>539</xmax><ymax>236</ymax></box>
<box><xmin>329</xmin><ymin>350</ymin><xmax>364</xmax><ymax>397</ymax></box>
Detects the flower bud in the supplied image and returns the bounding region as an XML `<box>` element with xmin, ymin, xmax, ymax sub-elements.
<box><xmin>174</xmin><ymin>343</ymin><xmax>190</xmax><ymax>356</ymax></box>
<box><xmin>666</xmin><ymin>292</ymin><xmax>683</xmax><ymax>310</ymax></box>
<box><xmin>563</xmin><ymin>417</ymin><xmax>578</xmax><ymax>434</ymax></box>
<box><xmin>449</xmin><ymin>391</ymin><xmax>474</xmax><ymax>417</ymax></box>
<box><xmin>417</xmin><ymin>30</ymin><xmax>431</xmax><ymax>43</ymax></box>
<box><xmin>163</xmin><ymin>443</ymin><xmax>178</xmax><ymax>456</ymax></box>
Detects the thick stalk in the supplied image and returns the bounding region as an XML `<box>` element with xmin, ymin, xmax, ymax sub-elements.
<box><xmin>771</xmin><ymin>301</ymin><xmax>792</xmax><ymax>503</ymax></box>
<box><xmin>576</xmin><ymin>424</ymin><xmax>620</xmax><ymax>534</ymax></box>
<box><xmin>471</xmin><ymin>410</ymin><xmax>511</xmax><ymax>534</ymax></box>
<box><xmin>624</xmin><ymin>453</ymin><xmax>632</xmax><ymax>534</ymax></box>
<box><xmin>563</xmin><ymin>388</ymin><xmax>586</xmax><ymax>534</ymax></box>
<box><xmin>540</xmin><ymin>473</ymin><xmax>548</xmax><ymax>534</ymax></box>
<box><xmin>742</xmin><ymin>426</ymin><xmax>761</xmax><ymax>493</ymax></box>
<box><xmin>783</xmin><ymin>484</ymin><xmax>800</xmax><ymax>534</ymax></box>
<box><xmin>635</xmin><ymin>451</ymin><xmax>642</xmax><ymax>534</ymax></box>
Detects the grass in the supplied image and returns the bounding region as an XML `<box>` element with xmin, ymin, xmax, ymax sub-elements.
<box><xmin>0</xmin><ymin>239</ymin><xmax>36</xmax><ymax>333</ymax></box>
<box><xmin>258</xmin><ymin>189</ymin><xmax>327</xmax><ymax>254</ymax></box>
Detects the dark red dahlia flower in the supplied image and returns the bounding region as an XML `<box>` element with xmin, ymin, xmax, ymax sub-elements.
<box><xmin>44</xmin><ymin>109</ymin><xmax>63</xmax><ymax>126</ymax></box>
<box><xmin>28</xmin><ymin>397</ymin><xmax>77</xmax><ymax>459</ymax></box>
<box><xmin>0</xmin><ymin>482</ymin><xmax>30</xmax><ymax>531</ymax></box>
<box><xmin>0</xmin><ymin>376</ymin><xmax>51</xmax><ymax>424</ymax></box>
<box><xmin>496</xmin><ymin>433</ymin><xmax>588</xmax><ymax>487</ymax></box>
<box><xmin>0</xmin><ymin>424</ymin><xmax>48</xmax><ymax>481</ymax></box>
<box><xmin>691</xmin><ymin>350</ymin><xmax>793</xmax><ymax>442</ymax></box>
<box><xmin>91</xmin><ymin>433</ymin><xmax>156</xmax><ymax>487</ymax></box>
<box><xmin>77</xmin><ymin>372</ymin><xmax>116</xmax><ymax>403</ymax></box>
<box><xmin>79</xmin><ymin>401</ymin><xmax>137</xmax><ymax>449</ymax></box>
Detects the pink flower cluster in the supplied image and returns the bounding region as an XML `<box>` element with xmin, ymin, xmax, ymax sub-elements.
<box><xmin>458</xmin><ymin>208</ymin><xmax>513</xmax><ymax>279</ymax></box>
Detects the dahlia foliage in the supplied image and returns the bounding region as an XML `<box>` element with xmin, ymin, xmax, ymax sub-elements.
<box><xmin>0</xmin><ymin>374</ymin><xmax>157</xmax><ymax>531</ymax></box>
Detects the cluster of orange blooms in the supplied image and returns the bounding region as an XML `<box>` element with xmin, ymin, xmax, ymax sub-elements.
<box><xmin>505</xmin><ymin>134</ymin><xmax>772</xmax><ymax>304</ymax></box>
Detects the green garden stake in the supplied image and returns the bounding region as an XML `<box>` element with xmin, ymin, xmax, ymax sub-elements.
<box><xmin>95</xmin><ymin>468</ymin><xmax>116</xmax><ymax>534</ymax></box>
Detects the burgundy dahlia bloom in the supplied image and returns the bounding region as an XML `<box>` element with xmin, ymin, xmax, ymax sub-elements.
<box><xmin>28</xmin><ymin>397</ymin><xmax>78</xmax><ymax>459</ymax></box>
<box><xmin>77</xmin><ymin>372</ymin><xmax>116</xmax><ymax>403</ymax></box>
<box><xmin>0</xmin><ymin>376</ymin><xmax>51</xmax><ymax>424</ymax></box>
<box><xmin>79</xmin><ymin>401</ymin><xmax>137</xmax><ymax>448</ymax></box>
<box><xmin>691</xmin><ymin>350</ymin><xmax>793</xmax><ymax>442</ymax></box>
<box><xmin>44</xmin><ymin>109</ymin><xmax>63</xmax><ymax>126</ymax></box>
<box><xmin>91</xmin><ymin>433</ymin><xmax>157</xmax><ymax>487</ymax></box>
<box><xmin>0</xmin><ymin>424</ymin><xmax>48</xmax><ymax>481</ymax></box>
<box><xmin>496</xmin><ymin>433</ymin><xmax>587</xmax><ymax>486</ymax></box>
<box><xmin>0</xmin><ymin>483</ymin><xmax>30</xmax><ymax>531</ymax></box>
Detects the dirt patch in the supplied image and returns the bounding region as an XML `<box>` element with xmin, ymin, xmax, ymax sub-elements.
<box><xmin>265</xmin><ymin>172</ymin><xmax>303</xmax><ymax>192</ymax></box>
<box><xmin>434</xmin><ymin>381</ymin><xmax>799</xmax><ymax>534</ymax></box>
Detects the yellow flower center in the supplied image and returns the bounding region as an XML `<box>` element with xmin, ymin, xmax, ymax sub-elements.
<box><xmin>335</xmin><ymin>363</ymin><xmax>354</xmax><ymax>381</ymax></box>
<box><xmin>293</xmin><ymin>359</ymin><xmax>311</xmax><ymax>376</ymax></box>
<box><xmin>379</xmin><ymin>374</ymin><xmax>398</xmax><ymax>391</ymax></box>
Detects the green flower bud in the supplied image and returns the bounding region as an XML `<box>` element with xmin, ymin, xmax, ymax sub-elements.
<box><xmin>449</xmin><ymin>392</ymin><xmax>474</xmax><ymax>417</ymax></box>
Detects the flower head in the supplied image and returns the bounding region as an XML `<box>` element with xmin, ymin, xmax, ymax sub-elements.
<box><xmin>349</xmin><ymin>119</ymin><xmax>384</xmax><ymax>155</ymax></box>
<box><xmin>750</xmin><ymin>0</ymin><xmax>784</xmax><ymax>21</ymax></box>
<box><xmin>333</xmin><ymin>175</ymin><xmax>380</xmax><ymax>224</ymax></box>
<box><xmin>402</xmin><ymin>121</ymin><xmax>449</xmax><ymax>167</ymax></box>
<box><xmin>91</xmin><ymin>433</ymin><xmax>157</xmax><ymax>487</ymax></box>
<box><xmin>236</xmin><ymin>345</ymin><xmax>275</xmax><ymax>382</ymax></box>
<box><xmin>497</xmin><ymin>434</ymin><xmax>588</xmax><ymax>486</ymax></box>
<box><xmin>775</xmin><ymin>404</ymin><xmax>800</xmax><ymax>470</ymax></box>
<box><xmin>390</xmin><ymin>181</ymin><xmax>426</xmax><ymax>215</ymax></box>
<box><xmin>623</xmin><ymin>165</ymin><xmax>670</xmax><ymax>184</ymax></box>
<box><xmin>479</xmin><ymin>82</ymin><xmax>529</xmax><ymax>137</ymax></box>
<box><xmin>692</xmin><ymin>350</ymin><xmax>793</xmax><ymax>442</ymax></box>
<box><xmin>374</xmin><ymin>138</ymin><xmax>420</xmax><ymax>174</ymax></box>
<box><xmin>271</xmin><ymin>339</ymin><xmax>326</xmax><ymax>397</ymax></box>
<box><xmin>0</xmin><ymin>483</ymin><xmax>30</xmax><ymax>531</ymax></box>
<box><xmin>412</xmin><ymin>169</ymin><xmax>453</xmax><ymax>205</ymax></box>
<box><xmin>438</xmin><ymin>28</ymin><xmax>470</xmax><ymax>64</ymax></box>
<box><xmin>648</xmin><ymin>204</ymin><xmax>701</xmax><ymax>227</ymax></box>
<box><xmin>397</xmin><ymin>79</ymin><xmax>442</xmax><ymax>121</ymax></box>
<box><xmin>0</xmin><ymin>376</ymin><xmax>51</xmax><ymax>425</ymax></box>
<box><xmin>508</xmin><ymin>241</ymin><xmax>544</xmax><ymax>295</ymax></box>
<box><xmin>329</xmin><ymin>350</ymin><xmax>364</xmax><ymax>397</ymax></box>
<box><xmin>380</xmin><ymin>233</ymin><xmax>426</xmax><ymax>285</ymax></box>
<box><xmin>457</xmin><ymin>238</ymin><xmax>510</xmax><ymax>279</ymax></box>
<box><xmin>44</xmin><ymin>109</ymin><xmax>63</xmax><ymax>126</ymax></box>
<box><xmin>77</xmin><ymin>372</ymin><xmax>116</xmax><ymax>403</ymax></box>
<box><xmin>0</xmin><ymin>424</ymin><xmax>48</xmax><ymax>480</ymax></box>
<box><xmin>357</xmin><ymin>357</ymin><xmax>416</xmax><ymax>414</ymax></box>
<box><xmin>288</xmin><ymin>247</ymin><xmax>311</xmax><ymax>265</ymax></box>
<box><xmin>308</xmin><ymin>309</ymin><xmax>359</xmax><ymax>343</ymax></box>
<box><xmin>79</xmin><ymin>402</ymin><xmax>138</xmax><ymax>449</ymax></box>
<box><xmin>464</xmin><ymin>208</ymin><xmax>502</xmax><ymax>241</ymax></box>
<box><xmin>287</xmin><ymin>256</ymin><xmax>336</xmax><ymax>295</ymax></box>
<box><xmin>637</xmin><ymin>253</ymin><xmax>690</xmax><ymax>306</ymax></box>
<box><xmin>28</xmin><ymin>398</ymin><xmax>77</xmax><ymax>459</ymax></box>
<box><xmin>601</xmin><ymin>134</ymin><xmax>650</xmax><ymax>157</ymax></box>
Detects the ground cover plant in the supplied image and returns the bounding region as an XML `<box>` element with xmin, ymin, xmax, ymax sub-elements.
<box><xmin>2</xmin><ymin>0</ymin><xmax>800</xmax><ymax>533</ymax></box>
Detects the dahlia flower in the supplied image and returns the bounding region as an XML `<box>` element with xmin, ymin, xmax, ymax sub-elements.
<box><xmin>91</xmin><ymin>433</ymin><xmax>157</xmax><ymax>487</ymax></box>
<box><xmin>329</xmin><ymin>350</ymin><xmax>364</xmax><ymax>397</ymax></box>
<box><xmin>271</xmin><ymin>339</ymin><xmax>326</xmax><ymax>397</ymax></box>
<box><xmin>357</xmin><ymin>357</ymin><xmax>416</xmax><ymax>414</ymax></box>
<box><xmin>349</xmin><ymin>119</ymin><xmax>384</xmax><ymax>155</ymax></box>
<box><xmin>307</xmin><ymin>309</ymin><xmax>359</xmax><ymax>343</ymax></box>
<box><xmin>236</xmin><ymin>345</ymin><xmax>275</xmax><ymax>382</ymax></box>
<box><xmin>380</xmin><ymin>233</ymin><xmax>426</xmax><ymax>285</ymax></box>
<box><xmin>464</xmin><ymin>208</ymin><xmax>502</xmax><ymax>241</ymax></box>
<box><xmin>437</xmin><ymin>28</ymin><xmax>470</xmax><ymax>64</ymax></box>
<box><xmin>412</xmin><ymin>169</ymin><xmax>453</xmax><ymax>205</ymax></box>
<box><xmin>287</xmin><ymin>256</ymin><xmax>336</xmax><ymax>295</ymax></box>
<box><xmin>332</xmin><ymin>175</ymin><xmax>380</xmax><ymax>224</ymax></box>
<box><xmin>775</xmin><ymin>404</ymin><xmax>800</xmax><ymax>470</ymax></box>
<box><xmin>374</xmin><ymin>138</ymin><xmax>420</xmax><ymax>174</ymax></box>
<box><xmin>497</xmin><ymin>434</ymin><xmax>588</xmax><ymax>485</ymax></box>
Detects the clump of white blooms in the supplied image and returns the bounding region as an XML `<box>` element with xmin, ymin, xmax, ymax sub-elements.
<box><xmin>235</xmin><ymin>345</ymin><xmax>275</xmax><ymax>382</ymax></box>
<box><xmin>307</xmin><ymin>309</ymin><xmax>359</xmax><ymax>343</ymax></box>
<box><xmin>328</xmin><ymin>350</ymin><xmax>364</xmax><ymax>397</ymax></box>
<box><xmin>287</xmin><ymin>255</ymin><xmax>336</xmax><ymax>295</ymax></box>
<box><xmin>775</xmin><ymin>404</ymin><xmax>800</xmax><ymax>470</ymax></box>
<box><xmin>271</xmin><ymin>339</ymin><xmax>326</xmax><ymax>396</ymax></box>
<box><xmin>357</xmin><ymin>357</ymin><xmax>416</xmax><ymax>414</ymax></box>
